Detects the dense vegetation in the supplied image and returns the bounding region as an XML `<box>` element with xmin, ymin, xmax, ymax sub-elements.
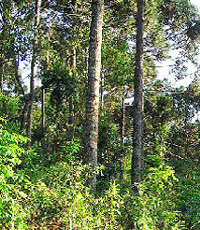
<box><xmin>0</xmin><ymin>0</ymin><xmax>200</xmax><ymax>229</ymax></box>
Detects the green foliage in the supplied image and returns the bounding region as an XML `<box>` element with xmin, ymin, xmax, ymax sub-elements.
<box><xmin>0</xmin><ymin>118</ymin><xmax>29</xmax><ymax>229</ymax></box>
<box><xmin>122</xmin><ymin>164</ymin><xmax>184</xmax><ymax>230</ymax></box>
<box><xmin>1</xmin><ymin>0</ymin><xmax>200</xmax><ymax>229</ymax></box>
<box><xmin>27</xmin><ymin>161</ymin><xmax>123</xmax><ymax>229</ymax></box>
<box><xmin>0</xmin><ymin>117</ymin><xmax>188</xmax><ymax>230</ymax></box>
<box><xmin>41</xmin><ymin>67</ymin><xmax>76</xmax><ymax>105</ymax></box>
<box><xmin>177</xmin><ymin>174</ymin><xmax>200</xmax><ymax>229</ymax></box>
<box><xmin>61</xmin><ymin>139</ymin><xmax>82</xmax><ymax>160</ymax></box>
<box><xmin>98</xmin><ymin>118</ymin><xmax>123</xmax><ymax>188</ymax></box>
<box><xmin>0</xmin><ymin>95</ymin><xmax>19</xmax><ymax>119</ymax></box>
<box><xmin>0</xmin><ymin>94</ymin><xmax>22</xmax><ymax>133</ymax></box>
<box><xmin>144</xmin><ymin>87</ymin><xmax>174</xmax><ymax>158</ymax></box>
<box><xmin>171</xmin><ymin>158</ymin><xmax>200</xmax><ymax>230</ymax></box>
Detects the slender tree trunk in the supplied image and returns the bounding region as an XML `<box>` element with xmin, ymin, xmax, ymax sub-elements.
<box><xmin>0</xmin><ymin>11</ymin><xmax>6</xmax><ymax>94</ymax></box>
<box><xmin>41</xmin><ymin>87</ymin><xmax>45</xmax><ymax>129</ymax></box>
<box><xmin>0</xmin><ymin>58</ymin><xmax>4</xmax><ymax>93</ymax></box>
<box><xmin>100</xmin><ymin>68</ymin><xmax>105</xmax><ymax>114</ymax></box>
<box><xmin>14</xmin><ymin>52</ymin><xmax>26</xmax><ymax>133</ymax></box>
<box><xmin>69</xmin><ymin>0</ymin><xmax>77</xmax><ymax>129</ymax></box>
<box><xmin>71</xmin><ymin>47</ymin><xmax>76</xmax><ymax>69</ymax></box>
<box><xmin>41</xmin><ymin>45</ymin><xmax>50</xmax><ymax>131</ymax></box>
<box><xmin>85</xmin><ymin>0</ymin><xmax>104</xmax><ymax>191</ymax></box>
<box><xmin>69</xmin><ymin>47</ymin><xmax>76</xmax><ymax>125</ymax></box>
<box><xmin>131</xmin><ymin>0</ymin><xmax>144</xmax><ymax>189</ymax></box>
<box><xmin>27</xmin><ymin>0</ymin><xmax>42</xmax><ymax>143</ymax></box>
<box><xmin>184</xmin><ymin>92</ymin><xmax>189</xmax><ymax>158</ymax></box>
<box><xmin>14</xmin><ymin>54</ymin><xmax>25</xmax><ymax>96</ymax></box>
<box><xmin>120</xmin><ymin>95</ymin><xmax>125</xmax><ymax>181</ymax></box>
<box><xmin>20</xmin><ymin>99</ymin><xmax>29</xmax><ymax>133</ymax></box>
<box><xmin>85</xmin><ymin>47</ymin><xmax>89</xmax><ymax>72</ymax></box>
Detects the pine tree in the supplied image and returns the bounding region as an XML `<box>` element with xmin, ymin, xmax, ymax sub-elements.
<box><xmin>131</xmin><ymin>0</ymin><xmax>144</xmax><ymax>189</ymax></box>
<box><xmin>27</xmin><ymin>0</ymin><xmax>42</xmax><ymax>143</ymax></box>
<box><xmin>85</xmin><ymin>0</ymin><xmax>104</xmax><ymax>190</ymax></box>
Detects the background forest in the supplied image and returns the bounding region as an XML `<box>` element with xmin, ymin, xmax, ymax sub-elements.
<box><xmin>0</xmin><ymin>0</ymin><xmax>200</xmax><ymax>229</ymax></box>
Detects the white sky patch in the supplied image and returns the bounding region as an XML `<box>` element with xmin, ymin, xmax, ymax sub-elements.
<box><xmin>156</xmin><ymin>0</ymin><xmax>200</xmax><ymax>88</ymax></box>
<box><xmin>19</xmin><ymin>61</ymin><xmax>30</xmax><ymax>80</ymax></box>
<box><xmin>19</xmin><ymin>61</ymin><xmax>41</xmax><ymax>92</ymax></box>
<box><xmin>190</xmin><ymin>0</ymin><xmax>200</xmax><ymax>12</ymax></box>
<box><xmin>156</xmin><ymin>58</ymin><xmax>198</xmax><ymax>88</ymax></box>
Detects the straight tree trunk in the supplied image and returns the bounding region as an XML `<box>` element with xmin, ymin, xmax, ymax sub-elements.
<box><xmin>41</xmin><ymin>41</ymin><xmax>50</xmax><ymax>131</ymax></box>
<box><xmin>14</xmin><ymin>52</ymin><xmax>26</xmax><ymax>134</ymax></box>
<box><xmin>100</xmin><ymin>68</ymin><xmax>105</xmax><ymax>114</ymax></box>
<box><xmin>0</xmin><ymin>58</ymin><xmax>4</xmax><ymax>93</ymax></box>
<box><xmin>85</xmin><ymin>0</ymin><xmax>104</xmax><ymax>191</ymax></box>
<box><xmin>69</xmin><ymin>47</ymin><xmax>76</xmax><ymax>125</ymax></box>
<box><xmin>27</xmin><ymin>0</ymin><xmax>42</xmax><ymax>143</ymax></box>
<box><xmin>131</xmin><ymin>0</ymin><xmax>144</xmax><ymax>189</ymax></box>
<box><xmin>85</xmin><ymin>47</ymin><xmax>89</xmax><ymax>72</ymax></box>
<box><xmin>14</xmin><ymin>54</ymin><xmax>25</xmax><ymax>96</ymax></box>
<box><xmin>69</xmin><ymin>0</ymin><xmax>77</xmax><ymax>131</ymax></box>
<box><xmin>120</xmin><ymin>95</ymin><xmax>125</xmax><ymax>181</ymax></box>
<box><xmin>20</xmin><ymin>99</ymin><xmax>29</xmax><ymax>134</ymax></box>
<box><xmin>0</xmin><ymin>9</ymin><xmax>6</xmax><ymax>94</ymax></box>
<box><xmin>42</xmin><ymin>29</ymin><xmax>51</xmax><ymax>132</ymax></box>
<box><xmin>41</xmin><ymin>85</ymin><xmax>45</xmax><ymax>130</ymax></box>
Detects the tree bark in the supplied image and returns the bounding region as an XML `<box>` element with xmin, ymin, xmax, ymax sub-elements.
<box><xmin>0</xmin><ymin>8</ymin><xmax>6</xmax><ymax>94</ymax></box>
<box><xmin>100</xmin><ymin>68</ymin><xmax>105</xmax><ymax>114</ymax></box>
<box><xmin>69</xmin><ymin>47</ymin><xmax>76</xmax><ymax>125</ymax></box>
<box><xmin>41</xmin><ymin>87</ymin><xmax>45</xmax><ymax>129</ymax></box>
<box><xmin>131</xmin><ymin>0</ymin><xmax>144</xmax><ymax>189</ymax></box>
<box><xmin>0</xmin><ymin>58</ymin><xmax>4</xmax><ymax>93</ymax></box>
<box><xmin>20</xmin><ymin>98</ymin><xmax>29</xmax><ymax>133</ymax></box>
<box><xmin>120</xmin><ymin>95</ymin><xmax>125</xmax><ymax>181</ymax></box>
<box><xmin>69</xmin><ymin>0</ymin><xmax>77</xmax><ymax>132</ymax></box>
<box><xmin>27</xmin><ymin>0</ymin><xmax>42</xmax><ymax>143</ymax></box>
<box><xmin>14</xmin><ymin>54</ymin><xmax>25</xmax><ymax>96</ymax></box>
<box><xmin>41</xmin><ymin>38</ymin><xmax>50</xmax><ymax>131</ymax></box>
<box><xmin>85</xmin><ymin>0</ymin><xmax>104</xmax><ymax>191</ymax></box>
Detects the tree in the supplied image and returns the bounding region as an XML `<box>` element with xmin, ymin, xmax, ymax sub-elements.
<box><xmin>27</xmin><ymin>0</ymin><xmax>42</xmax><ymax>142</ymax></box>
<box><xmin>131</xmin><ymin>0</ymin><xmax>144</xmax><ymax>188</ymax></box>
<box><xmin>85</xmin><ymin>0</ymin><xmax>104</xmax><ymax>190</ymax></box>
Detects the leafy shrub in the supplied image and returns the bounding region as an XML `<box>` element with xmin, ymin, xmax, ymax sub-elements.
<box><xmin>121</xmin><ymin>164</ymin><xmax>184</xmax><ymax>230</ymax></box>
<box><xmin>0</xmin><ymin>94</ymin><xmax>20</xmax><ymax>132</ymax></box>
<box><xmin>175</xmin><ymin>165</ymin><xmax>200</xmax><ymax>230</ymax></box>
<box><xmin>0</xmin><ymin>118</ymin><xmax>29</xmax><ymax>229</ymax></box>
<box><xmin>27</xmin><ymin>160</ymin><xmax>123</xmax><ymax>229</ymax></box>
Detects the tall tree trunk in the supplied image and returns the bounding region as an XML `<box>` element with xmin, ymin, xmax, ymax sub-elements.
<box><xmin>131</xmin><ymin>0</ymin><xmax>144</xmax><ymax>189</ymax></box>
<box><xmin>41</xmin><ymin>88</ymin><xmax>45</xmax><ymax>129</ymax></box>
<box><xmin>27</xmin><ymin>0</ymin><xmax>42</xmax><ymax>143</ymax></box>
<box><xmin>85</xmin><ymin>47</ymin><xmax>89</xmax><ymax>72</ymax></box>
<box><xmin>69</xmin><ymin>47</ymin><xmax>76</xmax><ymax>125</ymax></box>
<box><xmin>0</xmin><ymin>9</ymin><xmax>6</xmax><ymax>94</ymax></box>
<box><xmin>14</xmin><ymin>54</ymin><xmax>25</xmax><ymax>96</ymax></box>
<box><xmin>85</xmin><ymin>0</ymin><xmax>104</xmax><ymax>191</ymax></box>
<box><xmin>120</xmin><ymin>95</ymin><xmax>125</xmax><ymax>181</ymax></box>
<box><xmin>14</xmin><ymin>52</ymin><xmax>26</xmax><ymax>134</ymax></box>
<box><xmin>68</xmin><ymin>47</ymin><xmax>76</xmax><ymax>140</ymax></box>
<box><xmin>100</xmin><ymin>68</ymin><xmax>105</xmax><ymax>114</ymax></box>
<box><xmin>0</xmin><ymin>58</ymin><xmax>4</xmax><ymax>93</ymax></box>
<box><xmin>20</xmin><ymin>99</ymin><xmax>29</xmax><ymax>134</ymax></box>
<box><xmin>41</xmin><ymin>38</ymin><xmax>50</xmax><ymax>131</ymax></box>
<box><xmin>69</xmin><ymin>0</ymin><xmax>77</xmax><ymax>134</ymax></box>
<box><xmin>41</xmin><ymin>88</ymin><xmax>45</xmax><ymax>133</ymax></box>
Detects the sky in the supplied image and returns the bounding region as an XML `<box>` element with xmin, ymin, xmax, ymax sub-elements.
<box><xmin>157</xmin><ymin>0</ymin><xmax>200</xmax><ymax>87</ymax></box>
<box><xmin>190</xmin><ymin>0</ymin><xmax>200</xmax><ymax>12</ymax></box>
